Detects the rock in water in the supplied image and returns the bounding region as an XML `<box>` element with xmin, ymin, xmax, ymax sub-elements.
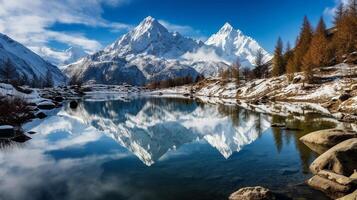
<box><xmin>307</xmin><ymin>174</ymin><xmax>354</xmax><ymax>199</ymax></box>
<box><xmin>300</xmin><ymin>129</ymin><xmax>357</xmax><ymax>154</ymax></box>
<box><xmin>37</xmin><ymin>101</ymin><xmax>56</xmax><ymax>110</ymax></box>
<box><xmin>36</xmin><ymin>112</ymin><xmax>47</xmax><ymax>119</ymax></box>
<box><xmin>229</xmin><ymin>186</ymin><xmax>275</xmax><ymax>200</ymax></box>
<box><xmin>11</xmin><ymin>134</ymin><xmax>31</xmax><ymax>143</ymax></box>
<box><xmin>337</xmin><ymin>189</ymin><xmax>357</xmax><ymax>200</ymax></box>
<box><xmin>54</xmin><ymin>96</ymin><xmax>64</xmax><ymax>102</ymax></box>
<box><xmin>310</xmin><ymin>138</ymin><xmax>357</xmax><ymax>176</ymax></box>
<box><xmin>70</xmin><ymin>101</ymin><xmax>78</xmax><ymax>109</ymax></box>
<box><xmin>0</xmin><ymin>125</ymin><xmax>15</xmax><ymax>138</ymax></box>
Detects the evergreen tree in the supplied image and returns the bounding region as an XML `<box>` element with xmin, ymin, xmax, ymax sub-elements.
<box><xmin>293</xmin><ymin>16</ymin><xmax>313</xmax><ymax>72</ymax></box>
<box><xmin>254</xmin><ymin>48</ymin><xmax>265</xmax><ymax>67</ymax></box>
<box><xmin>334</xmin><ymin>3</ymin><xmax>345</xmax><ymax>26</ymax></box>
<box><xmin>44</xmin><ymin>70</ymin><xmax>54</xmax><ymax>88</ymax></box>
<box><xmin>272</xmin><ymin>37</ymin><xmax>284</xmax><ymax>76</ymax></box>
<box><xmin>0</xmin><ymin>59</ymin><xmax>17</xmax><ymax>83</ymax></box>
<box><xmin>253</xmin><ymin>49</ymin><xmax>268</xmax><ymax>79</ymax></box>
<box><xmin>232</xmin><ymin>58</ymin><xmax>241</xmax><ymax>84</ymax></box>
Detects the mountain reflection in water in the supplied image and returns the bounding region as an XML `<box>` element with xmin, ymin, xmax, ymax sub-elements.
<box><xmin>0</xmin><ymin>97</ymin><xmax>336</xmax><ymax>200</ymax></box>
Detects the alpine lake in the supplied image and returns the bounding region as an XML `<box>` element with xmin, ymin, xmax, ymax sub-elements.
<box><xmin>1</xmin><ymin>96</ymin><xmax>345</xmax><ymax>200</ymax></box>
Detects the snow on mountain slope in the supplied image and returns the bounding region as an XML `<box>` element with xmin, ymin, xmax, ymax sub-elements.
<box><xmin>106</xmin><ymin>16</ymin><xmax>201</xmax><ymax>58</ymax></box>
<box><xmin>65</xmin><ymin>17</ymin><xmax>203</xmax><ymax>85</ymax></box>
<box><xmin>36</xmin><ymin>46</ymin><xmax>88</xmax><ymax>68</ymax></box>
<box><xmin>205</xmin><ymin>23</ymin><xmax>272</xmax><ymax>67</ymax></box>
<box><xmin>0</xmin><ymin>33</ymin><xmax>67</xmax><ymax>85</ymax></box>
<box><xmin>65</xmin><ymin>17</ymin><xmax>270</xmax><ymax>85</ymax></box>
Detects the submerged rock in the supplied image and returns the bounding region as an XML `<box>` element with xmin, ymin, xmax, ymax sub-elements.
<box><xmin>300</xmin><ymin>129</ymin><xmax>357</xmax><ymax>153</ymax></box>
<box><xmin>337</xmin><ymin>189</ymin><xmax>357</xmax><ymax>200</ymax></box>
<box><xmin>0</xmin><ymin>125</ymin><xmax>15</xmax><ymax>138</ymax></box>
<box><xmin>11</xmin><ymin>134</ymin><xmax>31</xmax><ymax>143</ymax></box>
<box><xmin>36</xmin><ymin>112</ymin><xmax>47</xmax><ymax>119</ymax></box>
<box><xmin>310</xmin><ymin>138</ymin><xmax>357</xmax><ymax>176</ymax></box>
<box><xmin>37</xmin><ymin>101</ymin><xmax>56</xmax><ymax>110</ymax></box>
<box><xmin>54</xmin><ymin>96</ymin><xmax>64</xmax><ymax>102</ymax></box>
<box><xmin>70</xmin><ymin>101</ymin><xmax>78</xmax><ymax>109</ymax></box>
<box><xmin>307</xmin><ymin>173</ymin><xmax>355</xmax><ymax>199</ymax></box>
<box><xmin>271</xmin><ymin>123</ymin><xmax>285</xmax><ymax>128</ymax></box>
<box><xmin>229</xmin><ymin>186</ymin><xmax>275</xmax><ymax>200</ymax></box>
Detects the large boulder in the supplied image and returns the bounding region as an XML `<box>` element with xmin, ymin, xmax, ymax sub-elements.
<box><xmin>69</xmin><ymin>101</ymin><xmax>78</xmax><ymax>109</ymax></box>
<box><xmin>307</xmin><ymin>172</ymin><xmax>356</xmax><ymax>199</ymax></box>
<box><xmin>310</xmin><ymin>138</ymin><xmax>357</xmax><ymax>176</ymax></box>
<box><xmin>0</xmin><ymin>125</ymin><xmax>15</xmax><ymax>138</ymax></box>
<box><xmin>229</xmin><ymin>186</ymin><xmax>275</xmax><ymax>200</ymax></box>
<box><xmin>300</xmin><ymin>129</ymin><xmax>357</xmax><ymax>154</ymax></box>
<box><xmin>37</xmin><ymin>101</ymin><xmax>56</xmax><ymax>110</ymax></box>
<box><xmin>337</xmin><ymin>190</ymin><xmax>357</xmax><ymax>200</ymax></box>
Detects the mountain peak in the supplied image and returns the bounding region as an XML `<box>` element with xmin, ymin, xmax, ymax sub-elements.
<box><xmin>143</xmin><ymin>16</ymin><xmax>155</xmax><ymax>23</ymax></box>
<box><xmin>219</xmin><ymin>22</ymin><xmax>234</xmax><ymax>33</ymax></box>
<box><xmin>138</xmin><ymin>16</ymin><xmax>161</xmax><ymax>29</ymax></box>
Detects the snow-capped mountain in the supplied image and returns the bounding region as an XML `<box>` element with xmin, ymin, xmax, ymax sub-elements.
<box><xmin>36</xmin><ymin>46</ymin><xmax>88</xmax><ymax>68</ymax></box>
<box><xmin>0</xmin><ymin>33</ymin><xmax>67</xmax><ymax>85</ymax></box>
<box><xmin>65</xmin><ymin>16</ymin><xmax>270</xmax><ymax>85</ymax></box>
<box><xmin>106</xmin><ymin>16</ymin><xmax>201</xmax><ymax>58</ymax></box>
<box><xmin>205</xmin><ymin>23</ymin><xmax>272</xmax><ymax>66</ymax></box>
<box><xmin>64</xmin><ymin>16</ymin><xmax>204</xmax><ymax>85</ymax></box>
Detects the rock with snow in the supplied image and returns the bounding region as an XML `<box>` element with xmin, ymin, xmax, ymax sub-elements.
<box><xmin>0</xmin><ymin>33</ymin><xmax>67</xmax><ymax>85</ymax></box>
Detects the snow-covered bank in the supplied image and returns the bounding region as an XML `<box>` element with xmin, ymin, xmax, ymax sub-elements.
<box><xmin>149</xmin><ymin>64</ymin><xmax>357</xmax><ymax>122</ymax></box>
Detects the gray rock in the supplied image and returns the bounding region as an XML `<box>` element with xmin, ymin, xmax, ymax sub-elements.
<box><xmin>310</xmin><ymin>138</ymin><xmax>357</xmax><ymax>176</ymax></box>
<box><xmin>37</xmin><ymin>101</ymin><xmax>56</xmax><ymax>110</ymax></box>
<box><xmin>70</xmin><ymin>101</ymin><xmax>78</xmax><ymax>109</ymax></box>
<box><xmin>229</xmin><ymin>186</ymin><xmax>275</xmax><ymax>200</ymax></box>
<box><xmin>36</xmin><ymin>112</ymin><xmax>47</xmax><ymax>119</ymax></box>
<box><xmin>0</xmin><ymin>125</ymin><xmax>15</xmax><ymax>138</ymax></box>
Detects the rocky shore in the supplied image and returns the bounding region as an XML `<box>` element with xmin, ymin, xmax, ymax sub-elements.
<box><xmin>300</xmin><ymin>129</ymin><xmax>357</xmax><ymax>199</ymax></box>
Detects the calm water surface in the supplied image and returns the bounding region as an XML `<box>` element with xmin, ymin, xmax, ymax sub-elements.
<box><xmin>0</xmin><ymin>97</ymin><xmax>336</xmax><ymax>200</ymax></box>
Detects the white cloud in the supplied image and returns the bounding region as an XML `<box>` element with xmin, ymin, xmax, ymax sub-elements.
<box><xmin>0</xmin><ymin>0</ymin><xmax>132</xmax><ymax>55</ymax></box>
<box><xmin>324</xmin><ymin>0</ymin><xmax>349</xmax><ymax>18</ymax></box>
<box><xmin>182</xmin><ymin>47</ymin><xmax>225</xmax><ymax>63</ymax></box>
<box><xmin>158</xmin><ymin>20</ymin><xmax>207</xmax><ymax>41</ymax></box>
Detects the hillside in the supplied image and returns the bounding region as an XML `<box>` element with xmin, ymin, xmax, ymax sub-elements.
<box><xmin>0</xmin><ymin>33</ymin><xmax>67</xmax><ymax>86</ymax></box>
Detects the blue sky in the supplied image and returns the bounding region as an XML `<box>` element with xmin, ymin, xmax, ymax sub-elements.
<box><xmin>0</xmin><ymin>0</ymin><xmax>343</xmax><ymax>55</ymax></box>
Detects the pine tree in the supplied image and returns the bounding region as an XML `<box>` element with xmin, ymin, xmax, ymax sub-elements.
<box><xmin>293</xmin><ymin>16</ymin><xmax>313</xmax><ymax>72</ymax></box>
<box><xmin>272</xmin><ymin>37</ymin><xmax>284</xmax><ymax>76</ymax></box>
<box><xmin>254</xmin><ymin>49</ymin><xmax>265</xmax><ymax>67</ymax></box>
<box><xmin>44</xmin><ymin>70</ymin><xmax>54</xmax><ymax>88</ymax></box>
<box><xmin>334</xmin><ymin>3</ymin><xmax>345</xmax><ymax>26</ymax></box>
<box><xmin>0</xmin><ymin>59</ymin><xmax>17</xmax><ymax>83</ymax></box>
<box><xmin>253</xmin><ymin>49</ymin><xmax>268</xmax><ymax>79</ymax></box>
<box><xmin>232</xmin><ymin>58</ymin><xmax>241</xmax><ymax>84</ymax></box>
